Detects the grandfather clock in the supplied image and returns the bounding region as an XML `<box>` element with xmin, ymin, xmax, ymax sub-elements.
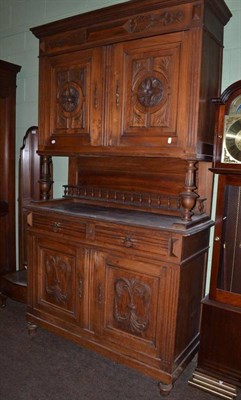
<box><xmin>189</xmin><ymin>81</ymin><xmax>241</xmax><ymax>399</ymax></box>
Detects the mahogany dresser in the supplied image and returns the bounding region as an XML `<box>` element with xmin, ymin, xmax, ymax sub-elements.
<box><xmin>26</xmin><ymin>0</ymin><xmax>231</xmax><ymax>395</ymax></box>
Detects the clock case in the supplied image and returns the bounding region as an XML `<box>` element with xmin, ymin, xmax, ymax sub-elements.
<box><xmin>189</xmin><ymin>81</ymin><xmax>241</xmax><ymax>397</ymax></box>
<box><xmin>210</xmin><ymin>80</ymin><xmax>241</xmax><ymax>307</ymax></box>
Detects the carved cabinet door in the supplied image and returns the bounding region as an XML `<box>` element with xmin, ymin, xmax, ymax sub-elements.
<box><xmin>31</xmin><ymin>236</ymin><xmax>86</xmax><ymax>324</ymax></box>
<box><xmin>92</xmin><ymin>251</ymin><xmax>167</xmax><ymax>362</ymax></box>
<box><xmin>38</xmin><ymin>47</ymin><xmax>104</xmax><ymax>153</ymax></box>
<box><xmin>110</xmin><ymin>32</ymin><xmax>187</xmax><ymax>155</ymax></box>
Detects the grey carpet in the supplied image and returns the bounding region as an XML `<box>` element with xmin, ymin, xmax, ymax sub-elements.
<box><xmin>0</xmin><ymin>299</ymin><xmax>240</xmax><ymax>400</ymax></box>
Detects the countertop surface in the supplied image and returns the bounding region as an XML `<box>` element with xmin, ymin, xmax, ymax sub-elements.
<box><xmin>27</xmin><ymin>198</ymin><xmax>213</xmax><ymax>234</ymax></box>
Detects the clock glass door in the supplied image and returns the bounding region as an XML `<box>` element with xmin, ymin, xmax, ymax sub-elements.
<box><xmin>210</xmin><ymin>174</ymin><xmax>241</xmax><ymax>306</ymax></box>
<box><xmin>218</xmin><ymin>183</ymin><xmax>241</xmax><ymax>294</ymax></box>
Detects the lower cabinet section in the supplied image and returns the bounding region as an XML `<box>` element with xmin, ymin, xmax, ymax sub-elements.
<box><xmin>26</xmin><ymin>203</ymin><xmax>212</xmax><ymax>395</ymax></box>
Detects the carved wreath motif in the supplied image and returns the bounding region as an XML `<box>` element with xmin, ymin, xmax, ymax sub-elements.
<box><xmin>114</xmin><ymin>277</ymin><xmax>151</xmax><ymax>336</ymax></box>
<box><xmin>137</xmin><ymin>77</ymin><xmax>164</xmax><ymax>108</ymax></box>
<box><xmin>45</xmin><ymin>255</ymin><xmax>71</xmax><ymax>304</ymax></box>
<box><xmin>60</xmin><ymin>84</ymin><xmax>80</xmax><ymax>113</ymax></box>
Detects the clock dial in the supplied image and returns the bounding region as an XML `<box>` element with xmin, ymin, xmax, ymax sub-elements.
<box><xmin>225</xmin><ymin>117</ymin><xmax>241</xmax><ymax>162</ymax></box>
<box><xmin>229</xmin><ymin>94</ymin><xmax>241</xmax><ymax>115</ymax></box>
<box><xmin>214</xmin><ymin>80</ymin><xmax>241</xmax><ymax>169</ymax></box>
<box><xmin>222</xmin><ymin>115</ymin><xmax>241</xmax><ymax>164</ymax></box>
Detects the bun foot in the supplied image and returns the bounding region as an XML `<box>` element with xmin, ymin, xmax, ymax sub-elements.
<box><xmin>27</xmin><ymin>322</ymin><xmax>37</xmax><ymax>336</ymax></box>
<box><xmin>0</xmin><ymin>292</ymin><xmax>7</xmax><ymax>308</ymax></box>
<box><xmin>159</xmin><ymin>382</ymin><xmax>173</xmax><ymax>396</ymax></box>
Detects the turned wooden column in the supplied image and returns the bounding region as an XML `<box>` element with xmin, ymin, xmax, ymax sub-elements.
<box><xmin>39</xmin><ymin>155</ymin><xmax>53</xmax><ymax>200</ymax></box>
<box><xmin>181</xmin><ymin>160</ymin><xmax>199</xmax><ymax>221</ymax></box>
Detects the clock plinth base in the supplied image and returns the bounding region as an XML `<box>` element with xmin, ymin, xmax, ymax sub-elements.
<box><xmin>188</xmin><ymin>371</ymin><xmax>238</xmax><ymax>400</ymax></box>
<box><xmin>193</xmin><ymin>298</ymin><xmax>241</xmax><ymax>394</ymax></box>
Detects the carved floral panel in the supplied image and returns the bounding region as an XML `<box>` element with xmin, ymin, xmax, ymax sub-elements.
<box><xmin>55</xmin><ymin>66</ymin><xmax>87</xmax><ymax>131</ymax></box>
<box><xmin>43</xmin><ymin>251</ymin><xmax>75</xmax><ymax>311</ymax></box>
<box><xmin>131</xmin><ymin>56</ymin><xmax>169</xmax><ymax>128</ymax></box>
<box><xmin>114</xmin><ymin>277</ymin><xmax>151</xmax><ymax>337</ymax></box>
<box><xmin>131</xmin><ymin>54</ymin><xmax>173</xmax><ymax>129</ymax></box>
<box><xmin>119</xmin><ymin>38</ymin><xmax>181</xmax><ymax>138</ymax></box>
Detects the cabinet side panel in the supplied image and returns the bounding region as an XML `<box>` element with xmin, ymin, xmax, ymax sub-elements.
<box><xmin>174</xmin><ymin>253</ymin><xmax>207</xmax><ymax>365</ymax></box>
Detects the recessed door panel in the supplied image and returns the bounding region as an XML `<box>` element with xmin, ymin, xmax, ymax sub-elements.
<box><xmin>34</xmin><ymin>238</ymin><xmax>79</xmax><ymax>321</ymax></box>
<box><xmin>93</xmin><ymin>252</ymin><xmax>165</xmax><ymax>359</ymax></box>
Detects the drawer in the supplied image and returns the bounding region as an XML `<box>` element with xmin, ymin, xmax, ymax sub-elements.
<box><xmin>94</xmin><ymin>223</ymin><xmax>171</xmax><ymax>258</ymax></box>
<box><xmin>30</xmin><ymin>212</ymin><xmax>86</xmax><ymax>240</ymax></box>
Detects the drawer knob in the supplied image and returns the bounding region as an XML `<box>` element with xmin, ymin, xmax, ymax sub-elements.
<box><xmin>53</xmin><ymin>222</ymin><xmax>61</xmax><ymax>232</ymax></box>
<box><xmin>123</xmin><ymin>236</ymin><xmax>133</xmax><ymax>248</ymax></box>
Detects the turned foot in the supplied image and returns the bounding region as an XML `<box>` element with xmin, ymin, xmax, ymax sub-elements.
<box><xmin>27</xmin><ymin>322</ymin><xmax>37</xmax><ymax>336</ymax></box>
<box><xmin>159</xmin><ymin>382</ymin><xmax>173</xmax><ymax>396</ymax></box>
<box><xmin>0</xmin><ymin>292</ymin><xmax>7</xmax><ymax>308</ymax></box>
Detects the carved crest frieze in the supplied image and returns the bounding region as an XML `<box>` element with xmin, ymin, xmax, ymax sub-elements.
<box><xmin>46</xmin><ymin>29</ymin><xmax>87</xmax><ymax>52</ymax></box>
<box><xmin>124</xmin><ymin>10</ymin><xmax>184</xmax><ymax>34</ymax></box>
<box><xmin>114</xmin><ymin>277</ymin><xmax>151</xmax><ymax>336</ymax></box>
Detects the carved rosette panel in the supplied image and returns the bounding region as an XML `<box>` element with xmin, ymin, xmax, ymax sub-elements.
<box><xmin>56</xmin><ymin>67</ymin><xmax>86</xmax><ymax>130</ymax></box>
<box><xmin>60</xmin><ymin>84</ymin><xmax>80</xmax><ymax>113</ymax></box>
<box><xmin>44</xmin><ymin>254</ymin><xmax>72</xmax><ymax>306</ymax></box>
<box><xmin>137</xmin><ymin>77</ymin><xmax>164</xmax><ymax>108</ymax></box>
<box><xmin>130</xmin><ymin>55</ymin><xmax>171</xmax><ymax>128</ymax></box>
<box><xmin>114</xmin><ymin>277</ymin><xmax>151</xmax><ymax>337</ymax></box>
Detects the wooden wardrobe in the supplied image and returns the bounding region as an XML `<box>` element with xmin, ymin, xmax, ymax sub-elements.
<box><xmin>0</xmin><ymin>60</ymin><xmax>21</xmax><ymax>279</ymax></box>
<box><xmin>1</xmin><ymin>126</ymin><xmax>52</xmax><ymax>305</ymax></box>
<box><xmin>25</xmin><ymin>0</ymin><xmax>231</xmax><ymax>395</ymax></box>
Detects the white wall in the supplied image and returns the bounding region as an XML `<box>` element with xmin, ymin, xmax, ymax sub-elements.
<box><xmin>222</xmin><ymin>0</ymin><xmax>241</xmax><ymax>90</ymax></box>
<box><xmin>0</xmin><ymin>0</ymin><xmax>240</xmax><ymax>271</ymax></box>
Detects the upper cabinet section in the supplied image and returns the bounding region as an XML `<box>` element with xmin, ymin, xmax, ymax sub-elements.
<box><xmin>31</xmin><ymin>0</ymin><xmax>231</xmax><ymax>158</ymax></box>
<box><xmin>38</xmin><ymin>47</ymin><xmax>104</xmax><ymax>151</ymax></box>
